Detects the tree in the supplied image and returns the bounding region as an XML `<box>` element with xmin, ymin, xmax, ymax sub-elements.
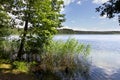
<box><xmin>0</xmin><ymin>1</ymin><xmax>12</xmax><ymax>56</ymax></box>
<box><xmin>96</xmin><ymin>0</ymin><xmax>120</xmax><ymax>25</ymax></box>
<box><xmin>2</xmin><ymin>0</ymin><xmax>65</xmax><ymax>59</ymax></box>
<box><xmin>0</xmin><ymin>1</ymin><xmax>11</xmax><ymax>37</ymax></box>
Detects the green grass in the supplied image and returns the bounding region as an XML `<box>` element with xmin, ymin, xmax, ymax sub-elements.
<box><xmin>0</xmin><ymin>38</ymin><xmax>91</xmax><ymax>75</ymax></box>
<box><xmin>41</xmin><ymin>38</ymin><xmax>90</xmax><ymax>71</ymax></box>
<box><xmin>0</xmin><ymin>62</ymin><xmax>35</xmax><ymax>80</ymax></box>
<box><xmin>12</xmin><ymin>61</ymin><xmax>29</xmax><ymax>72</ymax></box>
<box><xmin>0</xmin><ymin>40</ymin><xmax>19</xmax><ymax>59</ymax></box>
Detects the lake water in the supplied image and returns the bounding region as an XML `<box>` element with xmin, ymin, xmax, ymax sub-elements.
<box><xmin>53</xmin><ymin>34</ymin><xmax>120</xmax><ymax>80</ymax></box>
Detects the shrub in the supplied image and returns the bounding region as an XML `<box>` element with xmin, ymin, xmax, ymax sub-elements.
<box><xmin>41</xmin><ymin>38</ymin><xmax>90</xmax><ymax>71</ymax></box>
<box><xmin>12</xmin><ymin>61</ymin><xmax>28</xmax><ymax>72</ymax></box>
<box><xmin>0</xmin><ymin>40</ymin><xmax>19</xmax><ymax>59</ymax></box>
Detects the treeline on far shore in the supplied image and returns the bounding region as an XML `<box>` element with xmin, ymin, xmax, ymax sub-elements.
<box><xmin>10</xmin><ymin>28</ymin><xmax>120</xmax><ymax>35</ymax></box>
<box><xmin>57</xmin><ymin>28</ymin><xmax>120</xmax><ymax>34</ymax></box>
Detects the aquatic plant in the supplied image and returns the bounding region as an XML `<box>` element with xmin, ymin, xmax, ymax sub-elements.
<box><xmin>40</xmin><ymin>38</ymin><xmax>90</xmax><ymax>71</ymax></box>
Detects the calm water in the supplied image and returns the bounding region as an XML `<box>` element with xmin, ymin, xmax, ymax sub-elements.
<box><xmin>54</xmin><ymin>34</ymin><xmax>120</xmax><ymax>80</ymax></box>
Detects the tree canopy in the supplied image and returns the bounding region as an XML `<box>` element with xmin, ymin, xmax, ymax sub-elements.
<box><xmin>0</xmin><ymin>1</ymin><xmax>11</xmax><ymax>37</ymax></box>
<box><xmin>1</xmin><ymin>0</ymin><xmax>65</xmax><ymax>59</ymax></box>
<box><xmin>96</xmin><ymin>0</ymin><xmax>120</xmax><ymax>25</ymax></box>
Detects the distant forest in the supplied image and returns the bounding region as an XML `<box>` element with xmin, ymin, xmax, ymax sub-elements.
<box><xmin>10</xmin><ymin>28</ymin><xmax>120</xmax><ymax>35</ymax></box>
<box><xmin>57</xmin><ymin>28</ymin><xmax>120</xmax><ymax>34</ymax></box>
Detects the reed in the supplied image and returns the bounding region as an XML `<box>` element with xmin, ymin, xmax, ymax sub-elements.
<box><xmin>40</xmin><ymin>38</ymin><xmax>90</xmax><ymax>71</ymax></box>
<box><xmin>0</xmin><ymin>40</ymin><xmax>18</xmax><ymax>59</ymax></box>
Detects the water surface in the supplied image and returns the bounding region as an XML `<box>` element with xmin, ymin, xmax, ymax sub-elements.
<box><xmin>54</xmin><ymin>34</ymin><xmax>120</xmax><ymax>80</ymax></box>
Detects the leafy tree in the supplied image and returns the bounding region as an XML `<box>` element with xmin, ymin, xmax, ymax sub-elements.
<box><xmin>96</xmin><ymin>0</ymin><xmax>120</xmax><ymax>25</ymax></box>
<box><xmin>0</xmin><ymin>1</ymin><xmax>12</xmax><ymax>53</ymax></box>
<box><xmin>2</xmin><ymin>0</ymin><xmax>65</xmax><ymax>59</ymax></box>
<box><xmin>0</xmin><ymin>1</ymin><xmax>11</xmax><ymax>37</ymax></box>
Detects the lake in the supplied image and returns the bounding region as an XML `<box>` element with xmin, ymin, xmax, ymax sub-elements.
<box><xmin>53</xmin><ymin>34</ymin><xmax>120</xmax><ymax>80</ymax></box>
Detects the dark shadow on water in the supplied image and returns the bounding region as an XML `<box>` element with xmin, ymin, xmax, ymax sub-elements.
<box><xmin>33</xmin><ymin>63</ymin><xmax>91</xmax><ymax>80</ymax></box>
<box><xmin>33</xmin><ymin>69</ymin><xmax>90</xmax><ymax>80</ymax></box>
<box><xmin>1</xmin><ymin>65</ymin><xmax>120</xmax><ymax>80</ymax></box>
<box><xmin>33</xmin><ymin>65</ymin><xmax>120</xmax><ymax>80</ymax></box>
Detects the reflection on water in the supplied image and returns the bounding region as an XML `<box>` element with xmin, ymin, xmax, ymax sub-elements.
<box><xmin>34</xmin><ymin>54</ymin><xmax>91</xmax><ymax>80</ymax></box>
<box><xmin>53</xmin><ymin>34</ymin><xmax>120</xmax><ymax>80</ymax></box>
<box><xmin>90</xmin><ymin>66</ymin><xmax>120</xmax><ymax>80</ymax></box>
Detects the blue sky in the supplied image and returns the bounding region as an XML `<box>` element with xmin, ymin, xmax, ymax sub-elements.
<box><xmin>62</xmin><ymin>0</ymin><xmax>120</xmax><ymax>31</ymax></box>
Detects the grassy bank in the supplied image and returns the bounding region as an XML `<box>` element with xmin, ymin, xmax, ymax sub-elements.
<box><xmin>0</xmin><ymin>62</ymin><xmax>35</xmax><ymax>80</ymax></box>
<box><xmin>0</xmin><ymin>38</ymin><xmax>90</xmax><ymax>79</ymax></box>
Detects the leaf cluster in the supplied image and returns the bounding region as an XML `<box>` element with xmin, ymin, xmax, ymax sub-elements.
<box><xmin>96</xmin><ymin>0</ymin><xmax>120</xmax><ymax>24</ymax></box>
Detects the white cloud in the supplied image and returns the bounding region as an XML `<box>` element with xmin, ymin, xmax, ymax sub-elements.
<box><xmin>64</xmin><ymin>0</ymin><xmax>75</xmax><ymax>5</ymax></box>
<box><xmin>60</xmin><ymin>7</ymin><xmax>65</xmax><ymax>13</ymax></box>
<box><xmin>61</xmin><ymin>0</ymin><xmax>76</xmax><ymax>13</ymax></box>
<box><xmin>61</xmin><ymin>0</ymin><xmax>82</xmax><ymax>12</ymax></box>
<box><xmin>99</xmin><ymin>14</ymin><xmax>107</xmax><ymax>19</ymax></box>
<box><xmin>92</xmin><ymin>0</ymin><xmax>109</xmax><ymax>4</ymax></box>
<box><xmin>77</xmin><ymin>1</ymin><xmax>81</xmax><ymax>5</ymax></box>
<box><xmin>63</xmin><ymin>0</ymin><xmax>82</xmax><ymax>5</ymax></box>
<box><xmin>57</xmin><ymin>26</ymin><xmax>70</xmax><ymax>29</ymax></box>
<box><xmin>112</xmin><ymin>17</ymin><xmax>117</xmax><ymax>22</ymax></box>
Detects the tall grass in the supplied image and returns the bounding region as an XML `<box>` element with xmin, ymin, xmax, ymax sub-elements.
<box><xmin>0</xmin><ymin>40</ymin><xmax>18</xmax><ymax>59</ymax></box>
<box><xmin>0</xmin><ymin>38</ymin><xmax>91</xmax><ymax>75</ymax></box>
<box><xmin>40</xmin><ymin>38</ymin><xmax>90</xmax><ymax>71</ymax></box>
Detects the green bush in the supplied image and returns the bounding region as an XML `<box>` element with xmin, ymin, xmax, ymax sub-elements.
<box><xmin>41</xmin><ymin>38</ymin><xmax>90</xmax><ymax>71</ymax></box>
<box><xmin>0</xmin><ymin>40</ymin><xmax>19</xmax><ymax>59</ymax></box>
<box><xmin>12</xmin><ymin>61</ymin><xmax>28</xmax><ymax>72</ymax></box>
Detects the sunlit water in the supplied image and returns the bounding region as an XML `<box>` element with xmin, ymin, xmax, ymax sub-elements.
<box><xmin>53</xmin><ymin>34</ymin><xmax>120</xmax><ymax>80</ymax></box>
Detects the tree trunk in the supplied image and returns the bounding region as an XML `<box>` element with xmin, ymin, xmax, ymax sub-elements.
<box><xmin>17</xmin><ymin>19</ymin><xmax>28</xmax><ymax>60</ymax></box>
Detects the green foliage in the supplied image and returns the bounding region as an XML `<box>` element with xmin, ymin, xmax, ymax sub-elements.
<box><xmin>12</xmin><ymin>61</ymin><xmax>28</xmax><ymax>72</ymax></box>
<box><xmin>45</xmin><ymin>38</ymin><xmax>90</xmax><ymax>55</ymax></box>
<box><xmin>0</xmin><ymin>1</ymin><xmax>15</xmax><ymax>59</ymax></box>
<box><xmin>0</xmin><ymin>40</ymin><xmax>19</xmax><ymax>59</ymax></box>
<box><xmin>9</xmin><ymin>28</ymin><xmax>23</xmax><ymax>35</ymax></box>
<box><xmin>0</xmin><ymin>1</ymin><xmax>11</xmax><ymax>37</ymax></box>
<box><xmin>0</xmin><ymin>0</ymin><xmax>65</xmax><ymax>58</ymax></box>
<box><xmin>29</xmin><ymin>61</ymin><xmax>37</xmax><ymax>67</ymax></box>
<box><xmin>0</xmin><ymin>59</ymin><xmax>11</xmax><ymax>64</ymax></box>
<box><xmin>41</xmin><ymin>38</ymin><xmax>90</xmax><ymax>71</ymax></box>
<box><xmin>1</xmin><ymin>0</ymin><xmax>65</xmax><ymax>58</ymax></box>
<box><xmin>25</xmin><ymin>0</ymin><xmax>65</xmax><ymax>53</ymax></box>
<box><xmin>96</xmin><ymin>0</ymin><xmax>120</xmax><ymax>24</ymax></box>
<box><xmin>0</xmin><ymin>0</ymin><xmax>65</xmax><ymax>59</ymax></box>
